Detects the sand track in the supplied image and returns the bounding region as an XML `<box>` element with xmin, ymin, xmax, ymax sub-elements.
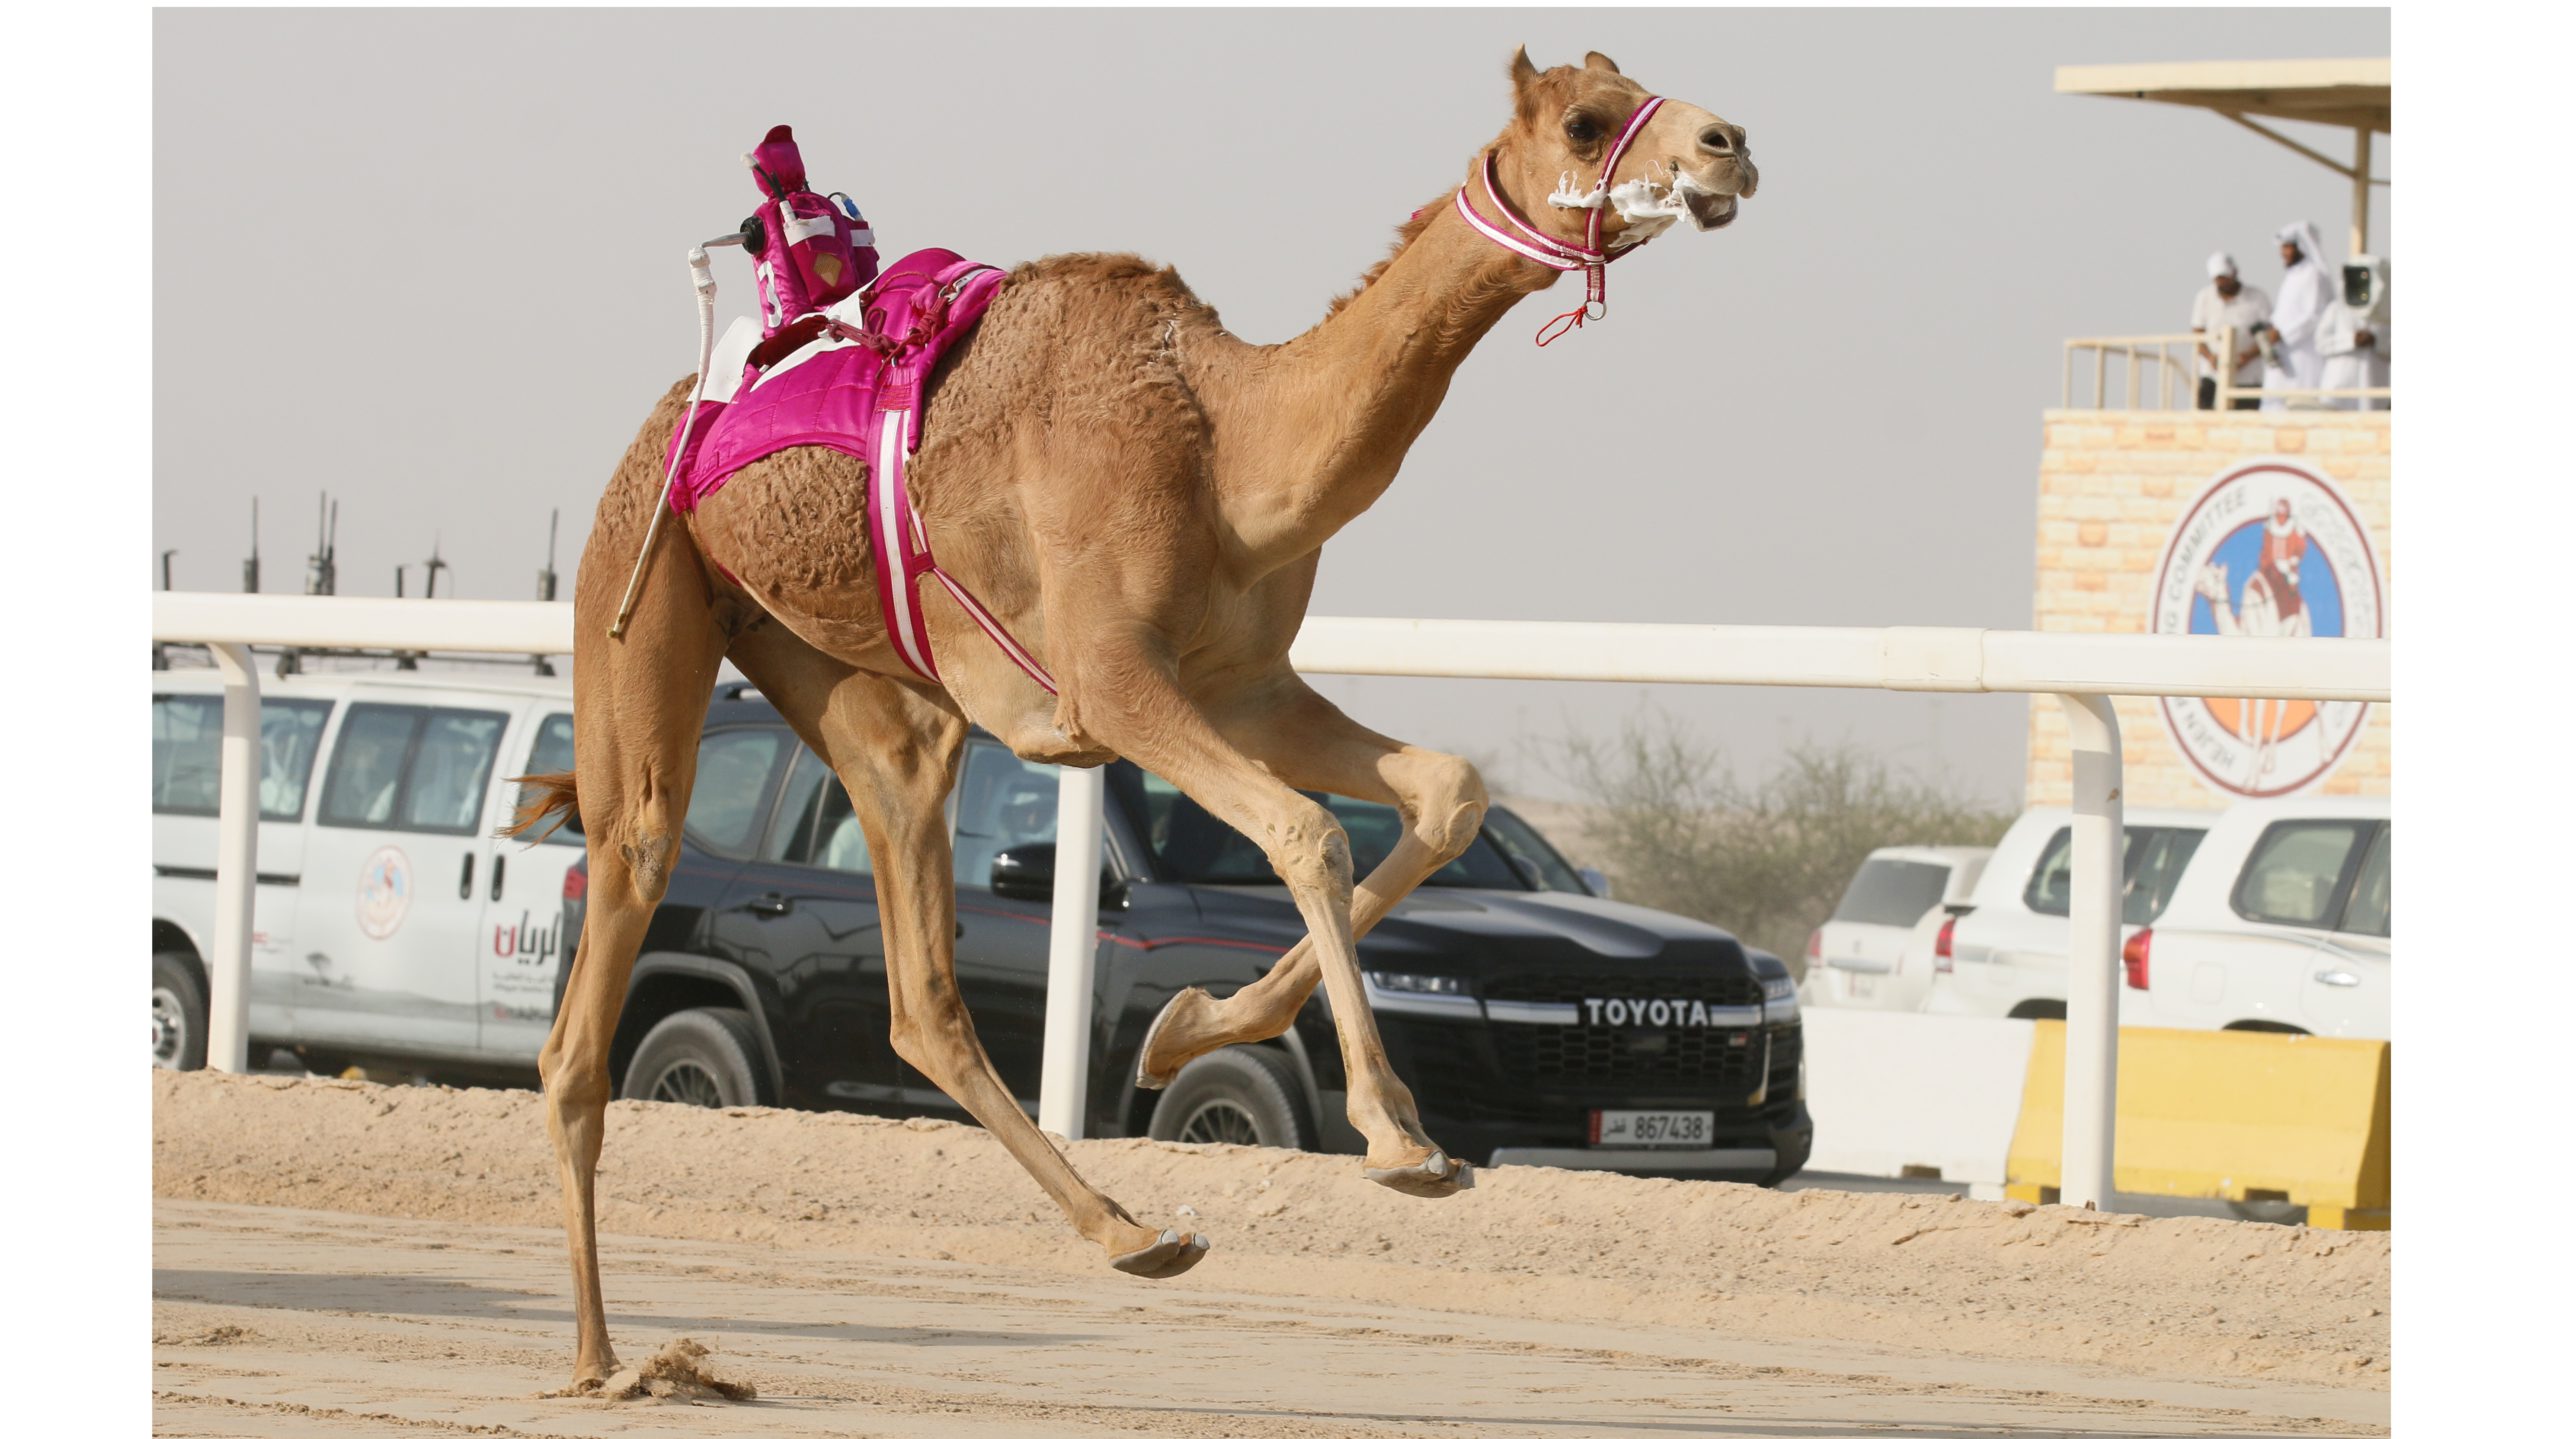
<box><xmin>153</xmin><ymin>1071</ymin><xmax>2388</xmax><ymax>1437</ymax></box>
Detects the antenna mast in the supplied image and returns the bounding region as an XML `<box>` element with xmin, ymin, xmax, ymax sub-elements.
<box><xmin>538</xmin><ymin>508</ymin><xmax>560</xmax><ymax>601</ymax></box>
<box><xmin>154</xmin><ymin>548</ymin><xmax>176</xmax><ymax>670</ymax></box>
<box><xmin>304</xmin><ymin>492</ymin><xmax>338</xmax><ymax>596</ymax></box>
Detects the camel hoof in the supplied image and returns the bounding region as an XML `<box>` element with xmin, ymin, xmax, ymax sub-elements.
<box><xmin>1363</xmin><ymin>1150</ymin><xmax>1476</xmax><ymax>1198</ymax></box>
<box><xmin>1109</xmin><ymin>1228</ymin><xmax>1211</xmax><ymax>1278</ymax></box>
<box><xmin>1134</xmin><ymin>988</ymin><xmax>1213</xmax><ymax>1090</ymax></box>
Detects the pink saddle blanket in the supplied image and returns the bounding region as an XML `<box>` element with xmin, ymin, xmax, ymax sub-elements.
<box><xmin>665</xmin><ymin>247</ymin><xmax>1001</xmax><ymax>512</ymax></box>
<box><xmin>666</xmin><ymin>248</ymin><xmax>1053</xmax><ymax>692</ymax></box>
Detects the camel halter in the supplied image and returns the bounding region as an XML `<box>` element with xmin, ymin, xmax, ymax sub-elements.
<box><xmin>1454</xmin><ymin>95</ymin><xmax>1667</xmax><ymax>346</ymax></box>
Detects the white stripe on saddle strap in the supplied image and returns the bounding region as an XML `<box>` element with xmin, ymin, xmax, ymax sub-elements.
<box><xmin>876</xmin><ymin>408</ymin><xmax>936</xmax><ymax>681</ymax></box>
<box><xmin>933</xmin><ymin>572</ymin><xmax>1059</xmax><ymax>695</ymax></box>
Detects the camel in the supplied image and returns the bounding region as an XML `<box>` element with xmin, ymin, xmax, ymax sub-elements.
<box><xmin>2195</xmin><ymin>558</ymin><xmax>2318</xmax><ymax>786</ymax></box>
<box><xmin>518</xmin><ymin>48</ymin><xmax>1757</xmax><ymax>1389</ymax></box>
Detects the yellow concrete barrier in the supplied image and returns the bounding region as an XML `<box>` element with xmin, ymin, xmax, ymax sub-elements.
<box><xmin>2004</xmin><ymin>1021</ymin><xmax>2389</xmax><ymax>1230</ymax></box>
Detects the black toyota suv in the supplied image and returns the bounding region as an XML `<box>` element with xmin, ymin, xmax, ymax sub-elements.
<box><xmin>552</xmin><ymin>687</ymin><xmax>1810</xmax><ymax>1184</ymax></box>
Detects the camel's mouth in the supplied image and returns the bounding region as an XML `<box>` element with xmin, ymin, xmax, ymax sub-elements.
<box><xmin>1670</xmin><ymin>170</ymin><xmax>1742</xmax><ymax>233</ymax></box>
<box><xmin>1681</xmin><ymin>188</ymin><xmax>1739</xmax><ymax>232</ymax></box>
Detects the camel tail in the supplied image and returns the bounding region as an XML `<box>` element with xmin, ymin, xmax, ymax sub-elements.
<box><xmin>504</xmin><ymin>772</ymin><xmax>581</xmax><ymax>842</ymax></box>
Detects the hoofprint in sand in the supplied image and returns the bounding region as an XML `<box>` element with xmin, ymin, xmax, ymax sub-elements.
<box><xmin>153</xmin><ymin>1071</ymin><xmax>2387</xmax><ymax>1436</ymax></box>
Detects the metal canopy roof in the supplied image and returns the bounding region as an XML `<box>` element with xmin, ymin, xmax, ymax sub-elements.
<box><xmin>2053</xmin><ymin>58</ymin><xmax>2389</xmax><ymax>132</ymax></box>
<box><xmin>2056</xmin><ymin>58</ymin><xmax>2390</xmax><ymax>253</ymax></box>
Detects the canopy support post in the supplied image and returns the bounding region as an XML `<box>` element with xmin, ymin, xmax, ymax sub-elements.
<box><xmin>2351</xmin><ymin>126</ymin><xmax>2373</xmax><ymax>255</ymax></box>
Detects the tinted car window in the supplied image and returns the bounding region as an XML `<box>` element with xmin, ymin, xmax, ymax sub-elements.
<box><xmin>955</xmin><ymin>744</ymin><xmax>1061</xmax><ymax>889</ymax></box>
<box><xmin>687</xmin><ymin>727</ymin><xmax>786</xmax><ymax>855</ymax></box>
<box><xmin>398</xmin><ymin>711</ymin><xmax>505</xmax><ymax>831</ymax></box>
<box><xmin>763</xmin><ymin>748</ymin><xmax>872</xmax><ymax>876</ymax></box>
<box><xmin>1481</xmin><ymin>808</ymin><xmax>1591</xmax><ymax>894</ymax></box>
<box><xmin>2125</xmin><ymin>827</ymin><xmax>2206</xmax><ymax>927</ymax></box>
<box><xmin>1125</xmin><ymin>768</ymin><xmax>1532</xmax><ymax>890</ymax></box>
<box><xmin>2339</xmin><ymin>824</ymin><xmax>2390</xmax><ymax>937</ymax></box>
<box><xmin>1833</xmin><ymin>858</ymin><xmax>1950</xmax><ymax>927</ymax></box>
<box><xmin>2025</xmin><ymin>824</ymin><xmax>2206</xmax><ymax>925</ymax></box>
<box><xmin>152</xmin><ymin>694</ymin><xmax>332</xmax><ymax>821</ymax></box>
<box><xmin>318</xmin><ymin>704</ymin><xmax>510</xmax><ymax>834</ymax></box>
<box><xmin>2232</xmin><ymin>820</ymin><xmax>2366</xmax><ymax>928</ymax></box>
<box><xmin>319</xmin><ymin>706</ymin><xmax>424</xmax><ymax>828</ymax></box>
<box><xmin>520</xmin><ymin>712</ymin><xmax>581</xmax><ymax>846</ymax></box>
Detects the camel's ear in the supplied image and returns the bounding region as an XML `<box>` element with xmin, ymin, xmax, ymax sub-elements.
<box><xmin>1510</xmin><ymin>46</ymin><xmax>1540</xmax><ymax>112</ymax></box>
<box><xmin>1584</xmin><ymin>51</ymin><xmax>1621</xmax><ymax>75</ymax></box>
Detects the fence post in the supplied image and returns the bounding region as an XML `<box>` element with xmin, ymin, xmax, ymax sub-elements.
<box><xmin>1038</xmin><ymin>763</ymin><xmax>1108</xmax><ymax>1140</ymax></box>
<box><xmin>2057</xmin><ymin>692</ymin><xmax>2122</xmax><ymax>1211</ymax></box>
<box><xmin>208</xmin><ymin>642</ymin><xmax>262</xmax><ymax>1073</ymax></box>
<box><xmin>2217</xmin><ymin>328</ymin><xmax>2236</xmax><ymax>412</ymax></box>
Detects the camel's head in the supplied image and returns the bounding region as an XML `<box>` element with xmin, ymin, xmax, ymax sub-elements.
<box><xmin>1497</xmin><ymin>47</ymin><xmax>1758</xmax><ymax>245</ymax></box>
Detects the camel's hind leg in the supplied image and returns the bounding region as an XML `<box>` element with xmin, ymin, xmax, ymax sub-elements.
<box><xmin>1137</xmin><ymin>673</ymin><xmax>1487</xmax><ymax>1091</ymax></box>
<box><xmin>538</xmin><ymin>534</ymin><xmax>727</xmax><ymax>1389</ymax></box>
<box><xmin>728</xmin><ymin>628</ymin><xmax>1207</xmax><ymax>1278</ymax></box>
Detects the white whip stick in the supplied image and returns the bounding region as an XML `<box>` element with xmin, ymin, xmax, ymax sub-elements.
<box><xmin>609</xmin><ymin>239</ymin><xmax>734</xmax><ymax>639</ymax></box>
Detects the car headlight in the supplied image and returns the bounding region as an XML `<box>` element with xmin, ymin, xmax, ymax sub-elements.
<box><xmin>1367</xmin><ymin>971</ymin><xmax>1471</xmax><ymax>997</ymax></box>
<box><xmin>1760</xmin><ymin>973</ymin><xmax>1800</xmax><ymax>1022</ymax></box>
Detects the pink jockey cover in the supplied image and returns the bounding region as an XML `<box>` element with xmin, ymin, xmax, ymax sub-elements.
<box><xmin>664</xmin><ymin>248</ymin><xmax>1054</xmax><ymax>692</ymax></box>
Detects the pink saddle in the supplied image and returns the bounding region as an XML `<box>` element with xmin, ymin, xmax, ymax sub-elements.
<box><xmin>665</xmin><ymin>249</ymin><xmax>1054</xmax><ymax>692</ymax></box>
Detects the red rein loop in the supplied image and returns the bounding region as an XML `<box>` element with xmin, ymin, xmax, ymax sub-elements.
<box><xmin>1456</xmin><ymin>95</ymin><xmax>1666</xmax><ymax>347</ymax></box>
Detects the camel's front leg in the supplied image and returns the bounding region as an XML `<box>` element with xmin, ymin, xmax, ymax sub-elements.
<box><xmin>1137</xmin><ymin>675</ymin><xmax>1488</xmax><ymax>1092</ymax></box>
<box><xmin>1069</xmin><ymin>654</ymin><xmax>1469</xmax><ymax>1197</ymax></box>
<box><xmin>737</xmin><ymin>639</ymin><xmax>1208</xmax><ymax>1278</ymax></box>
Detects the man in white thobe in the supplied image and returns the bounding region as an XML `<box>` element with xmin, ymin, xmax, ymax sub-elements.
<box><xmin>2190</xmin><ymin>251</ymin><xmax>2273</xmax><ymax>410</ymax></box>
<box><xmin>2316</xmin><ymin>256</ymin><xmax>2390</xmax><ymax>411</ymax></box>
<box><xmin>2263</xmin><ymin>220</ymin><xmax>2334</xmax><ymax>411</ymax></box>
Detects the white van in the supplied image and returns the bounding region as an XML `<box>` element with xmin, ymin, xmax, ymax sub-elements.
<box><xmin>1923</xmin><ymin>805</ymin><xmax>2216</xmax><ymax>1020</ymax></box>
<box><xmin>2131</xmin><ymin>796</ymin><xmax>2389</xmax><ymax>1039</ymax></box>
<box><xmin>151</xmin><ymin>669</ymin><xmax>578</xmax><ymax>1075</ymax></box>
<box><xmin>1804</xmin><ymin>845</ymin><xmax>1990</xmax><ymax>1011</ymax></box>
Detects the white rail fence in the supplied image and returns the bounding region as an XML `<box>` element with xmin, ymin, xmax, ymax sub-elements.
<box><xmin>153</xmin><ymin>593</ymin><xmax>2391</xmax><ymax>1213</ymax></box>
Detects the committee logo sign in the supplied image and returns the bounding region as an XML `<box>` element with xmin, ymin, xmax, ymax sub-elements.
<box><xmin>356</xmin><ymin>845</ymin><xmax>413</xmax><ymax>940</ymax></box>
<box><xmin>2149</xmin><ymin>460</ymin><xmax>2383</xmax><ymax>797</ymax></box>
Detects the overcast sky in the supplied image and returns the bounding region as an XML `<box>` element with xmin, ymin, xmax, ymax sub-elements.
<box><xmin>154</xmin><ymin>7</ymin><xmax>2389</xmax><ymax>805</ymax></box>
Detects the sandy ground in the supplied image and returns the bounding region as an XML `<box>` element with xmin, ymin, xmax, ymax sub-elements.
<box><xmin>154</xmin><ymin>1071</ymin><xmax>2389</xmax><ymax>1436</ymax></box>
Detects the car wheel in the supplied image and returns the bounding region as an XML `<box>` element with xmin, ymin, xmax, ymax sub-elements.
<box><xmin>624</xmin><ymin>1008</ymin><xmax>768</xmax><ymax>1110</ymax></box>
<box><xmin>297</xmin><ymin>1048</ymin><xmax>354</xmax><ymax>1078</ymax></box>
<box><xmin>2227</xmin><ymin>1197</ymin><xmax>2310</xmax><ymax>1225</ymax></box>
<box><xmin>152</xmin><ymin>952</ymin><xmax>209</xmax><ymax>1072</ymax></box>
<box><xmin>247</xmin><ymin>1042</ymin><xmax>276</xmax><ymax>1072</ymax></box>
<box><xmin>1147</xmin><ymin>1046</ymin><xmax>1310</xmax><ymax>1150</ymax></box>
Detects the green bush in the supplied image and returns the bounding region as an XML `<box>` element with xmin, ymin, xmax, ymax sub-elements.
<box><xmin>1552</xmin><ymin>716</ymin><xmax>2009</xmax><ymax>973</ymax></box>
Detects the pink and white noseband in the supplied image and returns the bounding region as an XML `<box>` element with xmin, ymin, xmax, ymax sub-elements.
<box><xmin>1453</xmin><ymin>95</ymin><xmax>1667</xmax><ymax>346</ymax></box>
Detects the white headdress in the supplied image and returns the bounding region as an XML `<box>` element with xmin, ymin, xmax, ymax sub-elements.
<box><xmin>2273</xmin><ymin>220</ymin><xmax>2330</xmax><ymax>278</ymax></box>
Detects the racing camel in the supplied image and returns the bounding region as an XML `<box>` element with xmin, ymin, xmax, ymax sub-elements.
<box><xmin>520</xmin><ymin>49</ymin><xmax>1757</xmax><ymax>1389</ymax></box>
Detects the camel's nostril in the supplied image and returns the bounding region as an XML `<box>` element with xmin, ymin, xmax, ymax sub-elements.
<box><xmin>1700</xmin><ymin>126</ymin><xmax>1734</xmax><ymax>154</ymax></box>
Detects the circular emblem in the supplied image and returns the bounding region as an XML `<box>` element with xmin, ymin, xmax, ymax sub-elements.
<box><xmin>355</xmin><ymin>845</ymin><xmax>412</xmax><ymax>940</ymax></box>
<box><xmin>2149</xmin><ymin>460</ymin><xmax>2384</xmax><ymax>797</ymax></box>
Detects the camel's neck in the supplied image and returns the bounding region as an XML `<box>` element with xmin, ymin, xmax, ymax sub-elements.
<box><xmin>1191</xmin><ymin>156</ymin><xmax>1567</xmax><ymax>572</ymax></box>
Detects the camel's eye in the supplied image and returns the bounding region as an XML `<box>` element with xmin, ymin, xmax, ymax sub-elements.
<box><xmin>1564</xmin><ymin>113</ymin><xmax>1602</xmax><ymax>145</ymax></box>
